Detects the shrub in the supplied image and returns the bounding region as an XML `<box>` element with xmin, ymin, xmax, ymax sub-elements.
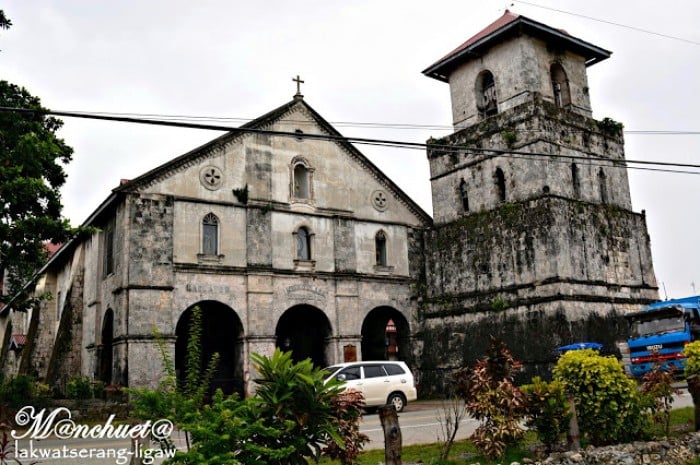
<box><xmin>683</xmin><ymin>341</ymin><xmax>700</xmax><ymax>378</ymax></box>
<box><xmin>640</xmin><ymin>352</ymin><xmax>681</xmax><ymax>437</ymax></box>
<box><xmin>159</xmin><ymin>350</ymin><xmax>359</xmax><ymax>465</ymax></box>
<box><xmin>0</xmin><ymin>375</ymin><xmax>35</xmax><ymax>405</ymax></box>
<box><xmin>682</xmin><ymin>341</ymin><xmax>700</xmax><ymax>432</ymax></box>
<box><xmin>521</xmin><ymin>376</ymin><xmax>570</xmax><ymax>452</ymax></box>
<box><xmin>66</xmin><ymin>375</ymin><xmax>94</xmax><ymax>400</ymax></box>
<box><xmin>454</xmin><ymin>338</ymin><xmax>526</xmax><ymax>459</ymax></box>
<box><xmin>597</xmin><ymin>117</ymin><xmax>624</xmax><ymax>137</ymax></box>
<box><xmin>322</xmin><ymin>389</ymin><xmax>369</xmax><ymax>465</ymax></box>
<box><xmin>251</xmin><ymin>349</ymin><xmax>346</xmax><ymax>464</ymax></box>
<box><xmin>91</xmin><ymin>380</ymin><xmax>105</xmax><ymax>399</ymax></box>
<box><xmin>553</xmin><ymin>349</ymin><xmax>648</xmax><ymax>445</ymax></box>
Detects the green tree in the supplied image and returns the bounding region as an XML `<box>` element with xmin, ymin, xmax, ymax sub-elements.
<box><xmin>0</xmin><ymin>10</ymin><xmax>75</xmax><ymax>308</ymax></box>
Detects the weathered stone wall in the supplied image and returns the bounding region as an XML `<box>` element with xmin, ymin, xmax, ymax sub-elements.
<box><xmin>418</xmin><ymin>197</ymin><xmax>657</xmax><ymax>393</ymax></box>
<box><xmin>123</xmin><ymin>194</ymin><xmax>176</xmax><ymax>388</ymax></box>
<box><xmin>333</xmin><ymin>217</ymin><xmax>357</xmax><ymax>272</ymax></box>
<box><xmin>430</xmin><ymin>96</ymin><xmax>630</xmax><ymax>225</ymax></box>
<box><xmin>127</xmin><ymin>194</ymin><xmax>174</xmax><ymax>288</ymax></box>
<box><xmin>419</xmin><ymin>304</ymin><xmax>630</xmax><ymax>395</ymax></box>
<box><xmin>423</xmin><ymin>198</ymin><xmax>656</xmax><ymax>302</ymax></box>
<box><xmin>17</xmin><ymin>276</ymin><xmax>57</xmax><ymax>379</ymax></box>
<box><xmin>247</xmin><ymin>206</ymin><xmax>273</xmax><ymax>267</ymax></box>
<box><xmin>448</xmin><ymin>35</ymin><xmax>593</xmax><ymax>130</ymax></box>
<box><xmin>46</xmin><ymin>267</ymin><xmax>84</xmax><ymax>392</ymax></box>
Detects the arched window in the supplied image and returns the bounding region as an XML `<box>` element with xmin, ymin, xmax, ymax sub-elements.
<box><xmin>459</xmin><ymin>178</ymin><xmax>470</xmax><ymax>212</ymax></box>
<box><xmin>550</xmin><ymin>63</ymin><xmax>571</xmax><ymax>108</ymax></box>
<box><xmin>495</xmin><ymin>168</ymin><xmax>506</xmax><ymax>203</ymax></box>
<box><xmin>293</xmin><ymin>164</ymin><xmax>310</xmax><ymax>199</ymax></box>
<box><xmin>296</xmin><ymin>226</ymin><xmax>311</xmax><ymax>260</ymax></box>
<box><xmin>571</xmin><ymin>163</ymin><xmax>581</xmax><ymax>199</ymax></box>
<box><xmin>476</xmin><ymin>70</ymin><xmax>498</xmax><ymax>118</ymax></box>
<box><xmin>375</xmin><ymin>231</ymin><xmax>387</xmax><ymax>267</ymax></box>
<box><xmin>598</xmin><ymin>168</ymin><xmax>608</xmax><ymax>204</ymax></box>
<box><xmin>202</xmin><ymin>213</ymin><xmax>219</xmax><ymax>255</ymax></box>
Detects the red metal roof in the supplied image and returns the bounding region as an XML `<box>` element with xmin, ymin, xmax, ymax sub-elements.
<box><xmin>10</xmin><ymin>334</ymin><xmax>26</xmax><ymax>349</ymax></box>
<box><xmin>435</xmin><ymin>10</ymin><xmax>520</xmax><ymax>67</ymax></box>
<box><xmin>45</xmin><ymin>242</ymin><xmax>62</xmax><ymax>257</ymax></box>
<box><xmin>423</xmin><ymin>10</ymin><xmax>610</xmax><ymax>82</ymax></box>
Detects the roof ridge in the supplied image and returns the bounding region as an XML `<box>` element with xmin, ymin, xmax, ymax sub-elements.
<box><xmin>435</xmin><ymin>10</ymin><xmax>520</xmax><ymax>65</ymax></box>
<box><xmin>423</xmin><ymin>9</ymin><xmax>610</xmax><ymax>81</ymax></box>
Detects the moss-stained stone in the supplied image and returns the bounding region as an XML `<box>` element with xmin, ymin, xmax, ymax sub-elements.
<box><xmin>418</xmin><ymin>305</ymin><xmax>630</xmax><ymax>397</ymax></box>
<box><xmin>416</xmin><ymin>194</ymin><xmax>657</xmax><ymax>394</ymax></box>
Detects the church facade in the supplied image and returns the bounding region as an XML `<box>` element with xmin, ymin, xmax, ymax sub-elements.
<box><xmin>0</xmin><ymin>11</ymin><xmax>658</xmax><ymax>395</ymax></box>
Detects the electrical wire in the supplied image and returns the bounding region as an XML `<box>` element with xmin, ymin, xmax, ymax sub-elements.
<box><xmin>39</xmin><ymin>108</ymin><xmax>700</xmax><ymax>136</ymax></box>
<box><xmin>513</xmin><ymin>0</ymin><xmax>700</xmax><ymax>46</ymax></box>
<box><xmin>2</xmin><ymin>106</ymin><xmax>700</xmax><ymax>176</ymax></box>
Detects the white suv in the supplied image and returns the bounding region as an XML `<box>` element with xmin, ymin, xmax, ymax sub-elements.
<box><xmin>323</xmin><ymin>361</ymin><xmax>417</xmax><ymax>412</ymax></box>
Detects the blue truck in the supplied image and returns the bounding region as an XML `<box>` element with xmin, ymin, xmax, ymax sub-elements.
<box><xmin>625</xmin><ymin>295</ymin><xmax>700</xmax><ymax>377</ymax></box>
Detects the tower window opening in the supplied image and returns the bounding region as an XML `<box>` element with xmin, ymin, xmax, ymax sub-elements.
<box><xmin>571</xmin><ymin>163</ymin><xmax>581</xmax><ymax>199</ymax></box>
<box><xmin>459</xmin><ymin>178</ymin><xmax>470</xmax><ymax>212</ymax></box>
<box><xmin>550</xmin><ymin>63</ymin><xmax>571</xmax><ymax>108</ymax></box>
<box><xmin>476</xmin><ymin>70</ymin><xmax>498</xmax><ymax>118</ymax></box>
<box><xmin>495</xmin><ymin>168</ymin><xmax>506</xmax><ymax>203</ymax></box>
<box><xmin>598</xmin><ymin>168</ymin><xmax>608</xmax><ymax>204</ymax></box>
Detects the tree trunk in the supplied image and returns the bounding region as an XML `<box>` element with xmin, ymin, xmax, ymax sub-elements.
<box><xmin>687</xmin><ymin>375</ymin><xmax>700</xmax><ymax>432</ymax></box>
<box><xmin>379</xmin><ymin>405</ymin><xmax>402</xmax><ymax>465</ymax></box>
<box><xmin>566</xmin><ymin>395</ymin><xmax>580</xmax><ymax>452</ymax></box>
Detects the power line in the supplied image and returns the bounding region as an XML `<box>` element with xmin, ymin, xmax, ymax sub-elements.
<box><xmin>513</xmin><ymin>0</ymin><xmax>700</xmax><ymax>46</ymax></box>
<box><xmin>44</xmin><ymin>108</ymin><xmax>700</xmax><ymax>135</ymax></box>
<box><xmin>2</xmin><ymin>106</ymin><xmax>700</xmax><ymax>176</ymax></box>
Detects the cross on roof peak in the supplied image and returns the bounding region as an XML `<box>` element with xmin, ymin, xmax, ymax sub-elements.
<box><xmin>293</xmin><ymin>75</ymin><xmax>304</xmax><ymax>99</ymax></box>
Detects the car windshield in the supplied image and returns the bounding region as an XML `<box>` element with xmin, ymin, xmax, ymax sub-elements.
<box><xmin>630</xmin><ymin>315</ymin><xmax>685</xmax><ymax>338</ymax></box>
<box><xmin>322</xmin><ymin>366</ymin><xmax>341</xmax><ymax>380</ymax></box>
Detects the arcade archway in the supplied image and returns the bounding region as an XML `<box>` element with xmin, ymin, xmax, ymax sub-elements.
<box><xmin>275</xmin><ymin>305</ymin><xmax>331</xmax><ymax>368</ymax></box>
<box><xmin>176</xmin><ymin>301</ymin><xmax>244</xmax><ymax>397</ymax></box>
<box><xmin>361</xmin><ymin>307</ymin><xmax>410</xmax><ymax>361</ymax></box>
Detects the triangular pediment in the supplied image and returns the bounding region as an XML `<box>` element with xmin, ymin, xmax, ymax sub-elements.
<box><xmin>115</xmin><ymin>99</ymin><xmax>431</xmax><ymax>226</ymax></box>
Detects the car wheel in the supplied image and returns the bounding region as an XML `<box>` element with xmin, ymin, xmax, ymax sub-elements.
<box><xmin>387</xmin><ymin>392</ymin><xmax>406</xmax><ymax>412</ymax></box>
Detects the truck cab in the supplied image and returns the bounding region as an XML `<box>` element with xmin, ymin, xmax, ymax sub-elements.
<box><xmin>625</xmin><ymin>296</ymin><xmax>700</xmax><ymax>377</ymax></box>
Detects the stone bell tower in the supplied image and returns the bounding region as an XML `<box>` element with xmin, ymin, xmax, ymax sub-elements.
<box><xmin>417</xmin><ymin>11</ymin><xmax>658</xmax><ymax>391</ymax></box>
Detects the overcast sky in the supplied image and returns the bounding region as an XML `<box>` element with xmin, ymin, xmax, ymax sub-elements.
<box><xmin>3</xmin><ymin>0</ymin><xmax>699</xmax><ymax>300</ymax></box>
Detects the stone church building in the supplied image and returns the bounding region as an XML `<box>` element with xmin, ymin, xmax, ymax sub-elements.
<box><xmin>1</xmin><ymin>11</ymin><xmax>658</xmax><ymax>396</ymax></box>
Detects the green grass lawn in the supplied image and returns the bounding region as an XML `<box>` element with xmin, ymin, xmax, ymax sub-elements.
<box><xmin>318</xmin><ymin>407</ymin><xmax>698</xmax><ymax>465</ymax></box>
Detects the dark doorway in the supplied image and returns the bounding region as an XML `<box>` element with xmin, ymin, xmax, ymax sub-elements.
<box><xmin>99</xmin><ymin>309</ymin><xmax>114</xmax><ymax>385</ymax></box>
<box><xmin>176</xmin><ymin>301</ymin><xmax>244</xmax><ymax>397</ymax></box>
<box><xmin>361</xmin><ymin>307</ymin><xmax>410</xmax><ymax>361</ymax></box>
<box><xmin>275</xmin><ymin>305</ymin><xmax>331</xmax><ymax>368</ymax></box>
